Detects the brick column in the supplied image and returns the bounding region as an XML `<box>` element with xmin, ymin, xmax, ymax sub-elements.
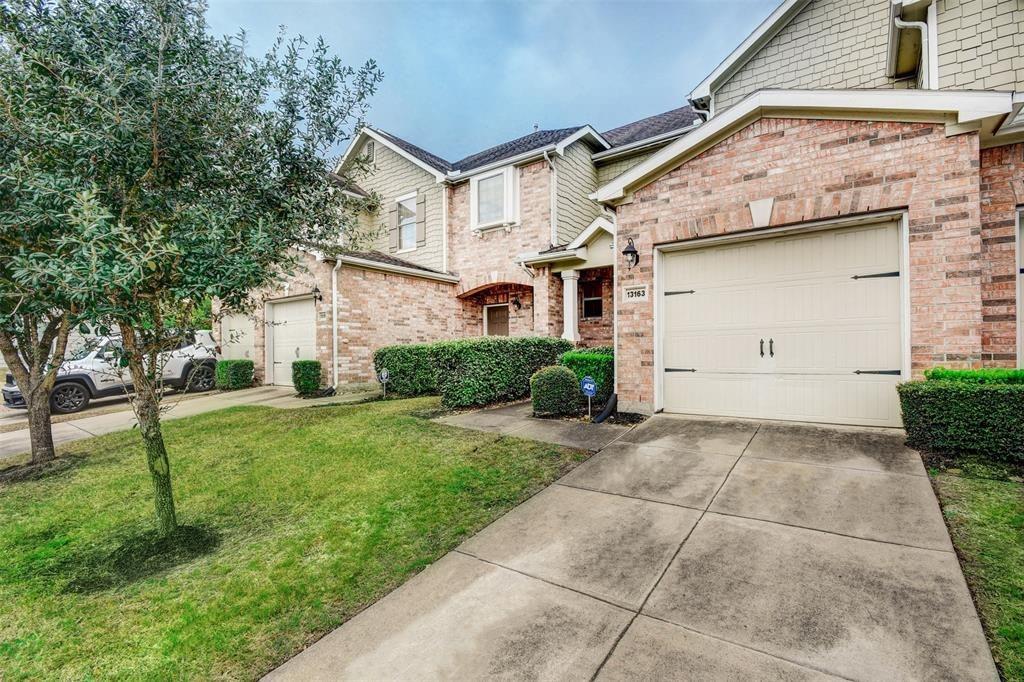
<box><xmin>561</xmin><ymin>269</ymin><xmax>580</xmax><ymax>343</ymax></box>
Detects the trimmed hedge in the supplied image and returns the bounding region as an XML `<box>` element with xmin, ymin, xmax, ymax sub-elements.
<box><xmin>215</xmin><ymin>359</ymin><xmax>254</xmax><ymax>391</ymax></box>
<box><xmin>924</xmin><ymin>367</ymin><xmax>1024</xmax><ymax>384</ymax></box>
<box><xmin>531</xmin><ymin>366</ymin><xmax>580</xmax><ymax>416</ymax></box>
<box><xmin>432</xmin><ymin>336</ymin><xmax>574</xmax><ymax>408</ymax></box>
<box><xmin>559</xmin><ymin>350</ymin><xmax>614</xmax><ymax>404</ymax></box>
<box><xmin>292</xmin><ymin>360</ymin><xmax>322</xmax><ymax>396</ymax></box>
<box><xmin>898</xmin><ymin>381</ymin><xmax>1024</xmax><ymax>462</ymax></box>
<box><xmin>373</xmin><ymin>343</ymin><xmax>436</xmax><ymax>396</ymax></box>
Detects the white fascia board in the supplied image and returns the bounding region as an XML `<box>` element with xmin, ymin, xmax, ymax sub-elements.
<box><xmin>591</xmin><ymin>120</ymin><xmax>702</xmax><ymax>162</ymax></box>
<box><xmin>343</xmin><ymin>128</ymin><xmax>448</xmax><ymax>182</ymax></box>
<box><xmin>597</xmin><ymin>89</ymin><xmax>1015</xmax><ymax>203</ymax></box>
<box><xmin>335</xmin><ymin>255</ymin><xmax>459</xmax><ymax>283</ymax></box>
<box><xmin>688</xmin><ymin>0</ymin><xmax>812</xmax><ymax>103</ymax></box>
<box><xmin>555</xmin><ymin>126</ymin><xmax>611</xmax><ymax>155</ymax></box>
<box><xmin>566</xmin><ymin>216</ymin><xmax>615</xmax><ymax>250</ymax></box>
<box><xmin>334</xmin><ymin>128</ymin><xmax>372</xmax><ymax>174</ymax></box>
<box><xmin>995</xmin><ymin>92</ymin><xmax>1024</xmax><ymax>136</ymax></box>
<box><xmin>517</xmin><ymin>247</ymin><xmax>588</xmax><ymax>266</ymax></box>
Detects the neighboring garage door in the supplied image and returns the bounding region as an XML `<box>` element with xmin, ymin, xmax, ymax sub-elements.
<box><xmin>220</xmin><ymin>313</ymin><xmax>255</xmax><ymax>361</ymax></box>
<box><xmin>660</xmin><ymin>221</ymin><xmax>903</xmax><ymax>427</ymax></box>
<box><xmin>269</xmin><ymin>298</ymin><xmax>316</xmax><ymax>386</ymax></box>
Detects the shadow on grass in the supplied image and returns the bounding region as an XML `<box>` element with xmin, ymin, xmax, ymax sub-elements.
<box><xmin>0</xmin><ymin>455</ymin><xmax>86</xmax><ymax>484</ymax></box>
<box><xmin>63</xmin><ymin>525</ymin><xmax>220</xmax><ymax>593</ymax></box>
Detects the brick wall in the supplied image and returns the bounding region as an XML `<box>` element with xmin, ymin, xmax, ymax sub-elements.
<box><xmin>614</xmin><ymin>117</ymin><xmax>984</xmax><ymax>413</ymax></box>
<box><xmin>980</xmin><ymin>142</ymin><xmax>1024</xmax><ymax>366</ymax></box>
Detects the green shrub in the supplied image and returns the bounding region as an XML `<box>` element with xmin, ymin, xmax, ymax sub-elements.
<box><xmin>431</xmin><ymin>336</ymin><xmax>573</xmax><ymax>408</ymax></box>
<box><xmin>898</xmin><ymin>381</ymin><xmax>1024</xmax><ymax>462</ymax></box>
<box><xmin>559</xmin><ymin>350</ymin><xmax>614</xmax><ymax>404</ymax></box>
<box><xmin>924</xmin><ymin>367</ymin><xmax>1024</xmax><ymax>384</ymax></box>
<box><xmin>215</xmin><ymin>359</ymin><xmax>254</xmax><ymax>390</ymax></box>
<box><xmin>531</xmin><ymin>366</ymin><xmax>581</xmax><ymax>416</ymax></box>
<box><xmin>291</xmin><ymin>360</ymin><xmax>322</xmax><ymax>396</ymax></box>
<box><xmin>373</xmin><ymin>343</ymin><xmax>437</xmax><ymax>396</ymax></box>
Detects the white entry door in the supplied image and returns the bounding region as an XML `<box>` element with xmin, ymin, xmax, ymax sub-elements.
<box><xmin>220</xmin><ymin>313</ymin><xmax>255</xmax><ymax>361</ymax></box>
<box><xmin>660</xmin><ymin>221</ymin><xmax>903</xmax><ymax>427</ymax></box>
<box><xmin>269</xmin><ymin>298</ymin><xmax>316</xmax><ymax>386</ymax></box>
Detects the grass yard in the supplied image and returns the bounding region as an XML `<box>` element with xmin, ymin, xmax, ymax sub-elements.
<box><xmin>0</xmin><ymin>397</ymin><xmax>586</xmax><ymax>679</ymax></box>
<box><xmin>931</xmin><ymin>462</ymin><xmax>1024</xmax><ymax>681</ymax></box>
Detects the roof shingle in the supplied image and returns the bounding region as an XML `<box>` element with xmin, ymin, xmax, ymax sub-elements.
<box><xmin>601</xmin><ymin>105</ymin><xmax>700</xmax><ymax>147</ymax></box>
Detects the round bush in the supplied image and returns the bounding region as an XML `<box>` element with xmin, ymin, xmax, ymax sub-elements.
<box><xmin>530</xmin><ymin>365</ymin><xmax>580</xmax><ymax>417</ymax></box>
<box><xmin>214</xmin><ymin>359</ymin><xmax>254</xmax><ymax>390</ymax></box>
<box><xmin>291</xmin><ymin>360</ymin><xmax>322</xmax><ymax>396</ymax></box>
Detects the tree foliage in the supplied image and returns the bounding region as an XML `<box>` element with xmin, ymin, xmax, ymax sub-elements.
<box><xmin>0</xmin><ymin>0</ymin><xmax>382</xmax><ymax>533</ymax></box>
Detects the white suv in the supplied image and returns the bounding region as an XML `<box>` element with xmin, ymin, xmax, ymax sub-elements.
<box><xmin>2</xmin><ymin>331</ymin><xmax>219</xmax><ymax>414</ymax></box>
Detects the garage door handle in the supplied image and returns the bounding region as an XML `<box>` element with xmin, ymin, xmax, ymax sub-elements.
<box><xmin>295</xmin><ymin>346</ymin><xmax>300</xmax><ymax>358</ymax></box>
<box><xmin>760</xmin><ymin>339</ymin><xmax>765</xmax><ymax>357</ymax></box>
<box><xmin>769</xmin><ymin>338</ymin><xmax>774</xmax><ymax>358</ymax></box>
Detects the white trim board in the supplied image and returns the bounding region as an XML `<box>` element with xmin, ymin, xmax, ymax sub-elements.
<box><xmin>596</xmin><ymin>89</ymin><xmax>1016</xmax><ymax>204</ymax></box>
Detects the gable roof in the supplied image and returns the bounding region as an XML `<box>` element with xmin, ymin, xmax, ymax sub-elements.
<box><xmin>688</xmin><ymin>0</ymin><xmax>812</xmax><ymax>105</ymax></box>
<box><xmin>601</xmin><ymin>106</ymin><xmax>702</xmax><ymax>147</ymax></box>
<box><xmin>453</xmin><ymin>127</ymin><xmax>586</xmax><ymax>173</ymax></box>
<box><xmin>596</xmin><ymin>88</ymin><xmax>1016</xmax><ymax>204</ymax></box>
<box><xmin>373</xmin><ymin>128</ymin><xmax>455</xmax><ymax>173</ymax></box>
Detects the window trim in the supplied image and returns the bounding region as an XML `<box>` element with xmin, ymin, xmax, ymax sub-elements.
<box><xmin>483</xmin><ymin>303</ymin><xmax>510</xmax><ymax>336</ymax></box>
<box><xmin>470</xmin><ymin>166</ymin><xmax>518</xmax><ymax>231</ymax></box>
<box><xmin>581</xmin><ymin>280</ymin><xmax>604</xmax><ymax>320</ymax></box>
<box><xmin>396</xmin><ymin>191</ymin><xmax>418</xmax><ymax>253</ymax></box>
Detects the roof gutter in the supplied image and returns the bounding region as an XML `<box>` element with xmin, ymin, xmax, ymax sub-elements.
<box><xmin>331</xmin><ymin>254</ymin><xmax>460</xmax><ymax>283</ymax></box>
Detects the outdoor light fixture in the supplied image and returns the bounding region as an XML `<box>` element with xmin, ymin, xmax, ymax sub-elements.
<box><xmin>511</xmin><ymin>295</ymin><xmax>522</xmax><ymax>311</ymax></box>
<box><xmin>312</xmin><ymin>285</ymin><xmax>323</xmax><ymax>303</ymax></box>
<box><xmin>622</xmin><ymin>238</ymin><xmax>640</xmax><ymax>270</ymax></box>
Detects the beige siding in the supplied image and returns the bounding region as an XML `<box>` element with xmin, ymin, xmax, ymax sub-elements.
<box><xmin>348</xmin><ymin>139</ymin><xmax>445</xmax><ymax>272</ymax></box>
<box><xmin>715</xmin><ymin>0</ymin><xmax>908</xmax><ymax>112</ymax></box>
<box><xmin>937</xmin><ymin>0</ymin><xmax>1024</xmax><ymax>91</ymax></box>
<box><xmin>554</xmin><ymin>141</ymin><xmax>602</xmax><ymax>244</ymax></box>
<box><xmin>596</xmin><ymin>149</ymin><xmax>658</xmax><ymax>186</ymax></box>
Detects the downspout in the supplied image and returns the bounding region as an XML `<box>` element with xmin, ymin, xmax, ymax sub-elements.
<box><xmin>543</xmin><ymin>150</ymin><xmax>557</xmax><ymax>246</ymax></box>
<box><xmin>331</xmin><ymin>259</ymin><xmax>341</xmax><ymax>388</ymax></box>
<box><xmin>894</xmin><ymin>15</ymin><xmax>930</xmax><ymax>89</ymax></box>
<box><xmin>441</xmin><ymin>183</ymin><xmax>449</xmax><ymax>273</ymax></box>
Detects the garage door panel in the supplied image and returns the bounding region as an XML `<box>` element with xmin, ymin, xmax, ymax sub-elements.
<box><xmin>221</xmin><ymin>313</ymin><xmax>255</xmax><ymax>361</ymax></box>
<box><xmin>660</xmin><ymin>221</ymin><xmax>903</xmax><ymax>427</ymax></box>
<box><xmin>270</xmin><ymin>298</ymin><xmax>316</xmax><ymax>387</ymax></box>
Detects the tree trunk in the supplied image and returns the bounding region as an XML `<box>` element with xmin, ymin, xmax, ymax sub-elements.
<box><xmin>119</xmin><ymin>322</ymin><xmax>177</xmax><ymax>536</ymax></box>
<box><xmin>25</xmin><ymin>391</ymin><xmax>56</xmax><ymax>464</ymax></box>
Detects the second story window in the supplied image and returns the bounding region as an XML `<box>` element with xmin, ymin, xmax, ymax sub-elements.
<box><xmin>397</xmin><ymin>193</ymin><xmax>417</xmax><ymax>251</ymax></box>
<box><xmin>471</xmin><ymin>167</ymin><xmax>518</xmax><ymax>230</ymax></box>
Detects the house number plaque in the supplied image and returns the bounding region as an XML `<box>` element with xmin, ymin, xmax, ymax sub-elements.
<box><xmin>622</xmin><ymin>285</ymin><xmax>648</xmax><ymax>302</ymax></box>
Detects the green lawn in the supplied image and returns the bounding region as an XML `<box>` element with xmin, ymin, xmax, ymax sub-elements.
<box><xmin>932</xmin><ymin>464</ymin><xmax>1024</xmax><ymax>680</ymax></box>
<box><xmin>0</xmin><ymin>397</ymin><xmax>586</xmax><ymax>679</ymax></box>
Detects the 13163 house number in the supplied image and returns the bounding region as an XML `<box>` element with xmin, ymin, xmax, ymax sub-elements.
<box><xmin>623</xmin><ymin>285</ymin><xmax>648</xmax><ymax>302</ymax></box>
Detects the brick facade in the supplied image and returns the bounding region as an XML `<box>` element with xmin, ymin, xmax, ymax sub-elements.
<box><xmin>980</xmin><ymin>142</ymin><xmax>1024</xmax><ymax>366</ymax></box>
<box><xmin>614</xmin><ymin>117</ymin><xmax>988</xmax><ymax>414</ymax></box>
<box><xmin>578</xmin><ymin>266</ymin><xmax>614</xmax><ymax>347</ymax></box>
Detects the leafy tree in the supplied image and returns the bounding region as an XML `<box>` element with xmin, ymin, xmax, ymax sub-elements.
<box><xmin>0</xmin><ymin>0</ymin><xmax>381</xmax><ymax>535</ymax></box>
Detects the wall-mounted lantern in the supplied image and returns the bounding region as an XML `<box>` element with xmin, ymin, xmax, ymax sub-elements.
<box><xmin>312</xmin><ymin>285</ymin><xmax>324</xmax><ymax>303</ymax></box>
<box><xmin>511</xmin><ymin>295</ymin><xmax>522</xmax><ymax>311</ymax></box>
<box><xmin>622</xmin><ymin>238</ymin><xmax>640</xmax><ymax>270</ymax></box>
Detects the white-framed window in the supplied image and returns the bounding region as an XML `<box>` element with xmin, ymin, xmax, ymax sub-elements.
<box><xmin>470</xmin><ymin>167</ymin><xmax>518</xmax><ymax>230</ymax></box>
<box><xmin>581</xmin><ymin>280</ymin><xmax>603</xmax><ymax>319</ymax></box>
<box><xmin>397</xmin><ymin>192</ymin><xmax>417</xmax><ymax>252</ymax></box>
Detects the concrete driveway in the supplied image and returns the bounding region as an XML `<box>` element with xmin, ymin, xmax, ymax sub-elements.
<box><xmin>267</xmin><ymin>414</ymin><xmax>997</xmax><ymax>681</ymax></box>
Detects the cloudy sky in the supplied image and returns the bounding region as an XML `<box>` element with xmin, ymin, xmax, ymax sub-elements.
<box><xmin>205</xmin><ymin>0</ymin><xmax>780</xmax><ymax>162</ymax></box>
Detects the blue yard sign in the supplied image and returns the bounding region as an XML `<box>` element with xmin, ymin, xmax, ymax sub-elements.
<box><xmin>581</xmin><ymin>376</ymin><xmax>597</xmax><ymax>397</ymax></box>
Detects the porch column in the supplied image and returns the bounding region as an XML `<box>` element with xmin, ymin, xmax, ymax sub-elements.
<box><xmin>561</xmin><ymin>269</ymin><xmax>580</xmax><ymax>343</ymax></box>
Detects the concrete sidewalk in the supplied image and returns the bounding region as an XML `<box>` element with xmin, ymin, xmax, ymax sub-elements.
<box><xmin>437</xmin><ymin>402</ymin><xmax>631</xmax><ymax>451</ymax></box>
<box><xmin>267</xmin><ymin>414</ymin><xmax>997</xmax><ymax>681</ymax></box>
<box><xmin>0</xmin><ymin>386</ymin><xmax>379</xmax><ymax>461</ymax></box>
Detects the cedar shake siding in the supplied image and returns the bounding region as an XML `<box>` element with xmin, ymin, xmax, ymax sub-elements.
<box><xmin>714</xmin><ymin>0</ymin><xmax>907</xmax><ymax>112</ymax></box>
<box><xmin>350</xmin><ymin>139</ymin><xmax>446</xmax><ymax>273</ymax></box>
<box><xmin>554</xmin><ymin>141</ymin><xmax>603</xmax><ymax>244</ymax></box>
<box><xmin>613</xmin><ymin>117</ymin><xmax>987</xmax><ymax>414</ymax></box>
<box><xmin>937</xmin><ymin>0</ymin><xmax>1024</xmax><ymax>91</ymax></box>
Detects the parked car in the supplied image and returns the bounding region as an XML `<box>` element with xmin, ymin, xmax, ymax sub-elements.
<box><xmin>2</xmin><ymin>331</ymin><xmax>219</xmax><ymax>414</ymax></box>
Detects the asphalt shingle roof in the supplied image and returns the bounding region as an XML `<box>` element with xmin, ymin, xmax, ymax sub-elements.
<box><xmin>373</xmin><ymin>129</ymin><xmax>455</xmax><ymax>173</ymax></box>
<box><xmin>340</xmin><ymin>250</ymin><xmax>450</xmax><ymax>275</ymax></box>
<box><xmin>452</xmin><ymin>127</ymin><xmax>585</xmax><ymax>173</ymax></box>
<box><xmin>601</xmin><ymin>105</ymin><xmax>701</xmax><ymax>148</ymax></box>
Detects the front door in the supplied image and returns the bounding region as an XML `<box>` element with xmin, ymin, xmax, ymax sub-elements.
<box><xmin>485</xmin><ymin>305</ymin><xmax>509</xmax><ymax>336</ymax></box>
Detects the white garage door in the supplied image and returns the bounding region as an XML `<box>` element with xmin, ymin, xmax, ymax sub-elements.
<box><xmin>269</xmin><ymin>298</ymin><xmax>316</xmax><ymax>386</ymax></box>
<box><xmin>660</xmin><ymin>221</ymin><xmax>903</xmax><ymax>427</ymax></box>
<box><xmin>220</xmin><ymin>313</ymin><xmax>255</xmax><ymax>361</ymax></box>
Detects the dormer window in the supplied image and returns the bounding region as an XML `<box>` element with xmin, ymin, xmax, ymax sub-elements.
<box><xmin>470</xmin><ymin>167</ymin><xmax>518</xmax><ymax>230</ymax></box>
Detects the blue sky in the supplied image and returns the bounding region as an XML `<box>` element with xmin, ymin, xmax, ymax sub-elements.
<box><xmin>205</xmin><ymin>0</ymin><xmax>780</xmax><ymax>162</ymax></box>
